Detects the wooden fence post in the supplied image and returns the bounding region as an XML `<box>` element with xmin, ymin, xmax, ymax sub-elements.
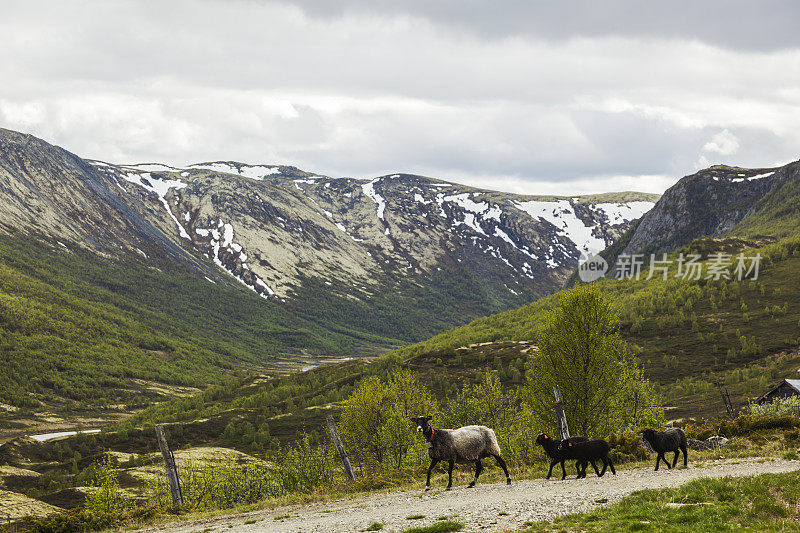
<box><xmin>716</xmin><ymin>380</ymin><xmax>735</xmax><ymax>418</ymax></box>
<box><xmin>350</xmin><ymin>435</ymin><xmax>364</xmax><ymax>478</ymax></box>
<box><xmin>155</xmin><ymin>424</ymin><xmax>183</xmax><ymax>506</ymax></box>
<box><xmin>326</xmin><ymin>415</ymin><xmax>356</xmax><ymax>481</ymax></box>
<box><xmin>553</xmin><ymin>385</ymin><xmax>571</xmax><ymax>440</ymax></box>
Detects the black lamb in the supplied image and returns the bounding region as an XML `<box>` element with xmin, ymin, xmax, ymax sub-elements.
<box><xmin>558</xmin><ymin>438</ymin><xmax>616</xmax><ymax>479</ymax></box>
<box><xmin>411</xmin><ymin>415</ymin><xmax>511</xmax><ymax>490</ymax></box>
<box><xmin>535</xmin><ymin>433</ymin><xmax>598</xmax><ymax>479</ymax></box>
<box><xmin>641</xmin><ymin>428</ymin><xmax>688</xmax><ymax>471</ymax></box>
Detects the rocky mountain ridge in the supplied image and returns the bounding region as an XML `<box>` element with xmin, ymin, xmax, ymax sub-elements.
<box><xmin>0</xmin><ymin>128</ymin><xmax>658</xmax><ymax>308</ymax></box>
<box><xmin>613</xmin><ymin>163</ymin><xmax>790</xmax><ymax>261</ymax></box>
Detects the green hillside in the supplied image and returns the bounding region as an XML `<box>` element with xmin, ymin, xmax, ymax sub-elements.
<box><xmin>0</xmin><ymin>228</ymin><xmax>558</xmax><ymax>422</ymax></box>
<box><xmin>0</xmin><ymin>232</ymin><xmax>401</xmax><ymax>420</ymax></box>
<box><xmin>112</xmin><ymin>233</ymin><xmax>800</xmax><ymax>445</ymax></box>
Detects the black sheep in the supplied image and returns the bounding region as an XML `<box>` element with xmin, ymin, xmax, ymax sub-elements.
<box><xmin>558</xmin><ymin>438</ymin><xmax>616</xmax><ymax>479</ymax></box>
<box><xmin>535</xmin><ymin>433</ymin><xmax>598</xmax><ymax>480</ymax></box>
<box><xmin>641</xmin><ymin>428</ymin><xmax>688</xmax><ymax>471</ymax></box>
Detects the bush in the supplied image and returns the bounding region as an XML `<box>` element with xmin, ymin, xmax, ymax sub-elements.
<box><xmin>340</xmin><ymin>370</ymin><xmax>437</xmax><ymax>471</ymax></box>
<box><xmin>606</xmin><ymin>431</ymin><xmax>649</xmax><ymax>464</ymax></box>
<box><xmin>20</xmin><ymin>506</ymin><xmax>160</xmax><ymax>533</ymax></box>
<box><xmin>84</xmin><ymin>455</ymin><xmax>129</xmax><ymax>515</ymax></box>
<box><xmin>688</xmin><ymin>414</ymin><xmax>800</xmax><ymax>439</ymax></box>
<box><xmin>749</xmin><ymin>396</ymin><xmax>800</xmax><ymax>417</ymax></box>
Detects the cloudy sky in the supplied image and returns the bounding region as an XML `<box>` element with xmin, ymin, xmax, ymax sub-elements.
<box><xmin>1</xmin><ymin>1</ymin><xmax>799</xmax><ymax>195</ymax></box>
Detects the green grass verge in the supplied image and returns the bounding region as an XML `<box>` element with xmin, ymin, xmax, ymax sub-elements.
<box><xmin>402</xmin><ymin>521</ymin><xmax>463</xmax><ymax>533</ymax></box>
<box><xmin>521</xmin><ymin>470</ymin><xmax>800</xmax><ymax>532</ymax></box>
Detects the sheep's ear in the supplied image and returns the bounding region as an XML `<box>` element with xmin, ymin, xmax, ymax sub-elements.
<box><xmin>410</xmin><ymin>417</ymin><xmax>416</xmax><ymax>423</ymax></box>
<box><xmin>567</xmin><ymin>442</ymin><xmax>572</xmax><ymax>447</ymax></box>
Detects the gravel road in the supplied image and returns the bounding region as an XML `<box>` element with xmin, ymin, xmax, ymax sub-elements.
<box><xmin>139</xmin><ymin>458</ymin><xmax>799</xmax><ymax>533</ymax></box>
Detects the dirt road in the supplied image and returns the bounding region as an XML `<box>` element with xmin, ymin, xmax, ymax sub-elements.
<box><xmin>139</xmin><ymin>458</ymin><xmax>799</xmax><ymax>532</ymax></box>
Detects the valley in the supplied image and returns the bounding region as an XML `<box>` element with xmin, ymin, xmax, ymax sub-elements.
<box><xmin>3</xmin><ymin>128</ymin><xmax>800</xmax><ymax>530</ymax></box>
<box><xmin>0</xmin><ymin>128</ymin><xmax>655</xmax><ymax>429</ymax></box>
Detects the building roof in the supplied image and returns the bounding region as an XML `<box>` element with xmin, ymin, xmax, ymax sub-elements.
<box><xmin>755</xmin><ymin>379</ymin><xmax>800</xmax><ymax>403</ymax></box>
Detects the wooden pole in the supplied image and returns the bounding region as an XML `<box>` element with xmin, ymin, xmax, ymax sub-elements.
<box><xmin>553</xmin><ymin>385</ymin><xmax>571</xmax><ymax>440</ymax></box>
<box><xmin>155</xmin><ymin>425</ymin><xmax>184</xmax><ymax>506</ymax></box>
<box><xmin>715</xmin><ymin>380</ymin><xmax>734</xmax><ymax>418</ymax></box>
<box><xmin>326</xmin><ymin>415</ymin><xmax>355</xmax><ymax>481</ymax></box>
<box><xmin>351</xmin><ymin>435</ymin><xmax>364</xmax><ymax>478</ymax></box>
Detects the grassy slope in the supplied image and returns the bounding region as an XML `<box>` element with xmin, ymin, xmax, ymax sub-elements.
<box><xmin>0</xmin><ymin>232</ymin><xmax>402</xmax><ymax>414</ymax></box>
<box><xmin>102</xmin><ymin>169</ymin><xmax>800</xmax><ymax>443</ymax></box>
<box><xmin>107</xmin><ymin>234</ymin><xmax>800</xmax><ymax>450</ymax></box>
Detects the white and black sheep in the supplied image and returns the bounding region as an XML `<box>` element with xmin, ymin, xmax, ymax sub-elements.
<box><xmin>641</xmin><ymin>428</ymin><xmax>688</xmax><ymax>470</ymax></box>
<box><xmin>535</xmin><ymin>433</ymin><xmax>598</xmax><ymax>479</ymax></box>
<box><xmin>558</xmin><ymin>438</ymin><xmax>616</xmax><ymax>479</ymax></box>
<box><xmin>411</xmin><ymin>415</ymin><xmax>511</xmax><ymax>490</ymax></box>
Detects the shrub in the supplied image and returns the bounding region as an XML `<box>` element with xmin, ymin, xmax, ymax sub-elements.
<box><xmin>84</xmin><ymin>455</ymin><xmax>129</xmax><ymax>515</ymax></box>
<box><xmin>749</xmin><ymin>396</ymin><xmax>800</xmax><ymax>417</ymax></box>
<box><xmin>606</xmin><ymin>431</ymin><xmax>649</xmax><ymax>463</ymax></box>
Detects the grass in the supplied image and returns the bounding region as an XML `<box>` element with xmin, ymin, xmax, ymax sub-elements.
<box><xmin>16</xmin><ymin>427</ymin><xmax>800</xmax><ymax>532</ymax></box>
<box><xmin>365</xmin><ymin>523</ymin><xmax>384</xmax><ymax>531</ymax></box>
<box><xmin>401</xmin><ymin>521</ymin><xmax>463</xmax><ymax>533</ymax></box>
<box><xmin>520</xmin><ymin>470</ymin><xmax>800</xmax><ymax>532</ymax></box>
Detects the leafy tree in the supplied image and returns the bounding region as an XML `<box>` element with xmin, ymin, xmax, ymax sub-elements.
<box><xmin>340</xmin><ymin>370</ymin><xmax>437</xmax><ymax>470</ymax></box>
<box><xmin>84</xmin><ymin>456</ymin><xmax>128</xmax><ymax>514</ymax></box>
<box><xmin>523</xmin><ymin>285</ymin><xmax>663</xmax><ymax>436</ymax></box>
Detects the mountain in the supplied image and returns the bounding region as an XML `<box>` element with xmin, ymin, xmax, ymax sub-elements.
<box><xmin>0</xmin><ymin>127</ymin><xmax>657</xmax><ymax>421</ymax></box>
<box><xmin>602</xmin><ymin>162</ymin><xmax>798</xmax><ymax>266</ymax></box>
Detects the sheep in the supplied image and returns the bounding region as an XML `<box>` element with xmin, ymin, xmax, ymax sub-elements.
<box><xmin>641</xmin><ymin>428</ymin><xmax>688</xmax><ymax>471</ymax></box>
<box><xmin>558</xmin><ymin>438</ymin><xmax>616</xmax><ymax>479</ymax></box>
<box><xmin>535</xmin><ymin>433</ymin><xmax>598</xmax><ymax>480</ymax></box>
<box><xmin>411</xmin><ymin>415</ymin><xmax>511</xmax><ymax>491</ymax></box>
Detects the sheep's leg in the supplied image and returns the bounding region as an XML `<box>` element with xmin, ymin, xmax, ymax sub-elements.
<box><xmin>493</xmin><ymin>455</ymin><xmax>511</xmax><ymax>485</ymax></box>
<box><xmin>672</xmin><ymin>450</ymin><xmax>679</xmax><ymax>468</ymax></box>
<box><xmin>681</xmin><ymin>444</ymin><xmax>688</xmax><ymax>467</ymax></box>
<box><xmin>589</xmin><ymin>460</ymin><xmax>602</xmax><ymax>477</ymax></box>
<box><xmin>425</xmin><ymin>459</ymin><xmax>439</xmax><ymax>491</ymax></box>
<box><xmin>446</xmin><ymin>460</ymin><xmax>454</xmax><ymax>490</ymax></box>
<box><xmin>546</xmin><ymin>459</ymin><xmax>558</xmax><ymax>479</ymax></box>
<box><xmin>468</xmin><ymin>460</ymin><xmax>482</xmax><ymax>487</ymax></box>
<box><xmin>576</xmin><ymin>460</ymin><xmax>586</xmax><ymax>479</ymax></box>
<box><xmin>607</xmin><ymin>455</ymin><xmax>616</xmax><ymax>475</ymax></box>
<box><xmin>654</xmin><ymin>452</ymin><xmax>663</xmax><ymax>471</ymax></box>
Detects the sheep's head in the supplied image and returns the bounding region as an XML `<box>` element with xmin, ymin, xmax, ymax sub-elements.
<box><xmin>410</xmin><ymin>415</ymin><xmax>432</xmax><ymax>433</ymax></box>
<box><xmin>535</xmin><ymin>433</ymin><xmax>550</xmax><ymax>446</ymax></box>
<box><xmin>641</xmin><ymin>429</ymin><xmax>656</xmax><ymax>441</ymax></box>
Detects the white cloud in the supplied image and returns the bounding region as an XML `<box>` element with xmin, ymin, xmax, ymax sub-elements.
<box><xmin>702</xmin><ymin>129</ymin><xmax>740</xmax><ymax>155</ymax></box>
<box><xmin>0</xmin><ymin>1</ymin><xmax>799</xmax><ymax>195</ymax></box>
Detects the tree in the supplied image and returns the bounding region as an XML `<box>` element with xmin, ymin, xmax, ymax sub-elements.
<box><xmin>523</xmin><ymin>284</ymin><xmax>662</xmax><ymax>436</ymax></box>
<box><xmin>340</xmin><ymin>370</ymin><xmax>437</xmax><ymax>470</ymax></box>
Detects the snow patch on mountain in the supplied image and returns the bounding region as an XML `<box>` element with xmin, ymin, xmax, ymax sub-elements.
<box><xmin>595</xmin><ymin>201</ymin><xmax>656</xmax><ymax>225</ymax></box>
<box><xmin>121</xmin><ymin>171</ymin><xmax>190</xmax><ymax>239</ymax></box>
<box><xmin>361</xmin><ymin>179</ymin><xmax>387</xmax><ymax>220</ymax></box>
<box><xmin>189</xmin><ymin>163</ymin><xmax>280</xmax><ymax>180</ymax></box>
<box><xmin>515</xmin><ymin>200</ymin><xmax>607</xmax><ymax>257</ymax></box>
<box><xmin>195</xmin><ymin>219</ymin><xmax>275</xmax><ymax>297</ymax></box>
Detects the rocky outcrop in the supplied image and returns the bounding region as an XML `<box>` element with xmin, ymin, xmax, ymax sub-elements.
<box><xmin>618</xmin><ymin>164</ymin><xmax>783</xmax><ymax>259</ymax></box>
